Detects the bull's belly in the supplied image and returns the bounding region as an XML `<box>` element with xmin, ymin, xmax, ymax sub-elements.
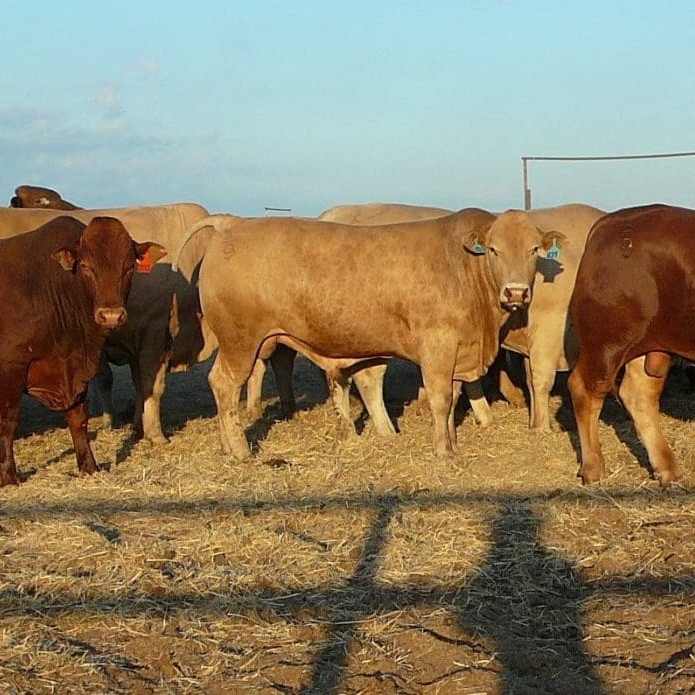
<box><xmin>267</xmin><ymin>333</ymin><xmax>402</xmax><ymax>366</ymax></box>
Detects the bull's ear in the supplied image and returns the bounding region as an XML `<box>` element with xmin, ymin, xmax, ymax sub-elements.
<box><xmin>463</xmin><ymin>231</ymin><xmax>488</xmax><ymax>255</ymax></box>
<box><xmin>135</xmin><ymin>242</ymin><xmax>167</xmax><ymax>273</ymax></box>
<box><xmin>52</xmin><ymin>248</ymin><xmax>77</xmax><ymax>271</ymax></box>
<box><xmin>540</xmin><ymin>230</ymin><xmax>569</xmax><ymax>260</ymax></box>
<box><xmin>540</xmin><ymin>230</ymin><xmax>568</xmax><ymax>251</ymax></box>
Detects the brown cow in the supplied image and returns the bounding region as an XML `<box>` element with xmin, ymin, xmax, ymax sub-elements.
<box><xmin>0</xmin><ymin>202</ymin><xmax>210</xmax><ymax>443</ymax></box>
<box><xmin>568</xmin><ymin>204</ymin><xmax>695</xmax><ymax>487</ymax></box>
<box><xmin>194</xmin><ymin>211</ymin><xmax>564</xmax><ymax>459</ymax></box>
<box><xmin>0</xmin><ymin>216</ymin><xmax>165</xmax><ymax>487</ymax></box>
<box><xmin>10</xmin><ymin>184</ymin><xmax>81</xmax><ymax>210</ymax></box>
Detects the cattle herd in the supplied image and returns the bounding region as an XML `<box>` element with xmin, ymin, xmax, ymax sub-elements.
<box><xmin>2</xmin><ymin>184</ymin><xmax>694</xmax><ymax>491</ymax></box>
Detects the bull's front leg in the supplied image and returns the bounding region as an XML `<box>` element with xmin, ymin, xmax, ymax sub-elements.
<box><xmin>132</xmin><ymin>357</ymin><xmax>169</xmax><ymax>444</ymax></box>
<box><xmin>421</xmin><ymin>354</ymin><xmax>456</xmax><ymax>456</ymax></box>
<box><xmin>65</xmin><ymin>399</ymin><xmax>99</xmax><ymax>475</ymax></box>
<box><xmin>463</xmin><ymin>379</ymin><xmax>492</xmax><ymax>427</ymax></box>
<box><xmin>0</xmin><ymin>369</ymin><xmax>25</xmax><ymax>486</ymax></box>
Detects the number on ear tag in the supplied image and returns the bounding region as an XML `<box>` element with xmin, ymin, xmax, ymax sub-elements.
<box><xmin>546</xmin><ymin>238</ymin><xmax>560</xmax><ymax>261</ymax></box>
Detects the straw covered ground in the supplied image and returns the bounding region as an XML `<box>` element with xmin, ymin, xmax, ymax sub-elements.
<box><xmin>3</xmin><ymin>356</ymin><xmax>695</xmax><ymax>694</ymax></box>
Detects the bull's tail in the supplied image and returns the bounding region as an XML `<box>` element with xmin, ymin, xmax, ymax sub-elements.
<box><xmin>172</xmin><ymin>214</ymin><xmax>242</xmax><ymax>280</ymax></box>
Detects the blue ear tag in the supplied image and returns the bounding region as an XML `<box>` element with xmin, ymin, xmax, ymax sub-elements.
<box><xmin>546</xmin><ymin>238</ymin><xmax>560</xmax><ymax>261</ymax></box>
<box><xmin>472</xmin><ymin>238</ymin><xmax>485</xmax><ymax>254</ymax></box>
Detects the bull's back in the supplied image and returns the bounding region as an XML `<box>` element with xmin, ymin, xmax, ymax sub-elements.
<box><xmin>200</xmin><ymin>218</ymin><xmax>457</xmax><ymax>355</ymax></box>
<box><xmin>0</xmin><ymin>203</ymin><xmax>209</xmax><ymax>254</ymax></box>
<box><xmin>0</xmin><ymin>208</ymin><xmax>63</xmax><ymax>239</ymax></box>
<box><xmin>318</xmin><ymin>202</ymin><xmax>452</xmax><ymax>225</ymax></box>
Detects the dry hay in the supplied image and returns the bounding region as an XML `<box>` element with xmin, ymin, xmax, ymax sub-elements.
<box><xmin>2</xmin><ymin>358</ymin><xmax>695</xmax><ymax>693</ymax></box>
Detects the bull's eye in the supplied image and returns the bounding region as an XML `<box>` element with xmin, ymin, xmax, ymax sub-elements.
<box><xmin>488</xmin><ymin>246</ymin><xmax>500</xmax><ymax>257</ymax></box>
<box><xmin>530</xmin><ymin>246</ymin><xmax>540</xmax><ymax>256</ymax></box>
<box><xmin>79</xmin><ymin>262</ymin><xmax>95</xmax><ymax>274</ymax></box>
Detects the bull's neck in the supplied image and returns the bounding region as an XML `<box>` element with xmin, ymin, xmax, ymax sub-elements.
<box><xmin>44</xmin><ymin>272</ymin><xmax>105</xmax><ymax>356</ymax></box>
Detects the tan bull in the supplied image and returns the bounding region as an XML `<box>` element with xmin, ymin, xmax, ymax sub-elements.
<box><xmin>496</xmin><ymin>204</ymin><xmax>605</xmax><ymax>430</ymax></box>
<box><xmin>279</xmin><ymin>202</ymin><xmax>605</xmax><ymax>432</ymax></box>
<box><xmin>189</xmin><ymin>211</ymin><xmax>563</xmax><ymax>459</ymax></box>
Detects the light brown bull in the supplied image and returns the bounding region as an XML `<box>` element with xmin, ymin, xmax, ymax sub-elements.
<box><xmin>194</xmin><ymin>211</ymin><xmax>564</xmax><ymax>458</ymax></box>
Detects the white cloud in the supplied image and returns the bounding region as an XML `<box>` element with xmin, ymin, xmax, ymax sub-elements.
<box><xmin>134</xmin><ymin>60</ymin><xmax>160</xmax><ymax>81</ymax></box>
<box><xmin>0</xmin><ymin>103</ymin><xmax>226</xmax><ymax>209</ymax></box>
<box><xmin>89</xmin><ymin>83</ymin><xmax>124</xmax><ymax>119</ymax></box>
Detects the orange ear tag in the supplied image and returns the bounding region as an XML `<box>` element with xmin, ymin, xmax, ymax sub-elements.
<box><xmin>137</xmin><ymin>251</ymin><xmax>155</xmax><ymax>274</ymax></box>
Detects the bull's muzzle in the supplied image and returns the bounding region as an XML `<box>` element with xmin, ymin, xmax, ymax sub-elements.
<box><xmin>500</xmin><ymin>283</ymin><xmax>531</xmax><ymax>311</ymax></box>
<box><xmin>94</xmin><ymin>307</ymin><xmax>128</xmax><ymax>328</ymax></box>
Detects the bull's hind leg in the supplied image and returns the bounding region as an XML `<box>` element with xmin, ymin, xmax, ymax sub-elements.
<box><xmin>93</xmin><ymin>355</ymin><xmax>117</xmax><ymax>429</ymax></box>
<box><xmin>246</xmin><ymin>346</ymin><xmax>297</xmax><ymax>421</ymax></box>
<box><xmin>568</xmin><ymin>358</ymin><xmax>612</xmax><ymax>484</ymax></box>
<box><xmin>449</xmin><ymin>380</ymin><xmax>463</xmax><ymax>444</ymax></box>
<box><xmin>65</xmin><ymin>399</ymin><xmax>99</xmax><ymax>475</ymax></box>
<box><xmin>209</xmin><ymin>350</ymin><xmax>256</xmax><ymax>460</ymax></box>
<box><xmin>353</xmin><ymin>364</ymin><xmax>396</xmax><ymax>435</ymax></box>
<box><xmin>327</xmin><ymin>370</ymin><xmax>358</xmax><ymax>439</ymax></box>
<box><xmin>619</xmin><ymin>355</ymin><xmax>676</xmax><ymax>486</ymax></box>
<box><xmin>141</xmin><ymin>358</ymin><xmax>169</xmax><ymax>444</ymax></box>
<box><xmin>245</xmin><ymin>358</ymin><xmax>266</xmax><ymax>422</ymax></box>
<box><xmin>270</xmin><ymin>345</ymin><xmax>297</xmax><ymax>417</ymax></box>
<box><xmin>496</xmin><ymin>356</ymin><xmax>526</xmax><ymax>409</ymax></box>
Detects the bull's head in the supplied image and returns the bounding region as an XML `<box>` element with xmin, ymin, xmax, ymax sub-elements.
<box><xmin>52</xmin><ymin>216</ymin><xmax>167</xmax><ymax>329</ymax></box>
<box><xmin>464</xmin><ymin>210</ymin><xmax>568</xmax><ymax>311</ymax></box>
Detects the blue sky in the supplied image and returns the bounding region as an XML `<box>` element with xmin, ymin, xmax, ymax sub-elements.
<box><xmin>2</xmin><ymin>1</ymin><xmax>694</xmax><ymax>215</ymax></box>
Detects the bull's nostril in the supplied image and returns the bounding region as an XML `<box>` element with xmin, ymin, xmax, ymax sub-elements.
<box><xmin>504</xmin><ymin>288</ymin><xmax>512</xmax><ymax>299</ymax></box>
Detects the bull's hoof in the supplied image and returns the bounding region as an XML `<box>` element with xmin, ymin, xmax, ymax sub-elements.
<box><xmin>656</xmin><ymin>467</ymin><xmax>678</xmax><ymax>489</ymax></box>
<box><xmin>335</xmin><ymin>419</ymin><xmax>358</xmax><ymax>441</ymax></box>
<box><xmin>0</xmin><ymin>473</ymin><xmax>20</xmax><ymax>487</ymax></box>
<box><xmin>434</xmin><ymin>444</ymin><xmax>457</xmax><ymax>458</ymax></box>
<box><xmin>578</xmin><ymin>466</ymin><xmax>603</xmax><ymax>485</ymax></box>
<box><xmin>244</xmin><ymin>406</ymin><xmax>263</xmax><ymax>424</ymax></box>
<box><xmin>78</xmin><ymin>463</ymin><xmax>99</xmax><ymax>476</ymax></box>
<box><xmin>222</xmin><ymin>435</ymin><xmax>252</xmax><ymax>461</ymax></box>
<box><xmin>145</xmin><ymin>434</ymin><xmax>169</xmax><ymax>445</ymax></box>
<box><xmin>506</xmin><ymin>395</ymin><xmax>526</xmax><ymax>409</ymax></box>
<box><xmin>474</xmin><ymin>412</ymin><xmax>493</xmax><ymax>428</ymax></box>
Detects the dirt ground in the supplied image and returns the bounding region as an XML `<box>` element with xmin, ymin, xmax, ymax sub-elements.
<box><xmin>2</xmin><ymin>356</ymin><xmax>695</xmax><ymax>694</ymax></box>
